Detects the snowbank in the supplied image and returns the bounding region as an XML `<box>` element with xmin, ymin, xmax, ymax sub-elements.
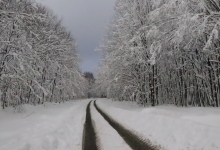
<box><xmin>97</xmin><ymin>99</ymin><xmax>220</xmax><ymax>150</ymax></box>
<box><xmin>0</xmin><ymin>100</ymin><xmax>89</xmax><ymax>150</ymax></box>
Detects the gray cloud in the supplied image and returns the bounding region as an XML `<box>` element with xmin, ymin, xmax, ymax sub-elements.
<box><xmin>36</xmin><ymin>0</ymin><xmax>116</xmax><ymax>73</ymax></box>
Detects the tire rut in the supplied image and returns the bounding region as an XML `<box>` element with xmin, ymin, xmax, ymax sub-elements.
<box><xmin>82</xmin><ymin>101</ymin><xmax>99</xmax><ymax>150</ymax></box>
<box><xmin>94</xmin><ymin>100</ymin><xmax>158</xmax><ymax>150</ymax></box>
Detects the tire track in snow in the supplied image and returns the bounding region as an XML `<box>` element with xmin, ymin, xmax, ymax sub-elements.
<box><xmin>82</xmin><ymin>101</ymin><xmax>99</xmax><ymax>150</ymax></box>
<box><xmin>90</xmin><ymin>101</ymin><xmax>132</xmax><ymax>150</ymax></box>
<box><xmin>94</xmin><ymin>100</ymin><xmax>158</xmax><ymax>150</ymax></box>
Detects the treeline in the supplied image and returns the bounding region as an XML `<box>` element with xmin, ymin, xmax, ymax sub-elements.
<box><xmin>0</xmin><ymin>0</ymin><xmax>87</xmax><ymax>109</ymax></box>
<box><xmin>95</xmin><ymin>0</ymin><xmax>220</xmax><ymax>107</ymax></box>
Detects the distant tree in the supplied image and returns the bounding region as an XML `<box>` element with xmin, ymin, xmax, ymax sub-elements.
<box><xmin>84</xmin><ymin>72</ymin><xmax>95</xmax><ymax>98</ymax></box>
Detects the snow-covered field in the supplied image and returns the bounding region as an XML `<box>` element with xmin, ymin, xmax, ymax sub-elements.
<box><xmin>0</xmin><ymin>100</ymin><xmax>90</xmax><ymax>150</ymax></box>
<box><xmin>97</xmin><ymin>99</ymin><xmax>220</xmax><ymax>150</ymax></box>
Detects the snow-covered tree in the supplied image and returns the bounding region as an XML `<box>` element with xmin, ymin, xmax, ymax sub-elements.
<box><xmin>95</xmin><ymin>0</ymin><xmax>220</xmax><ymax>107</ymax></box>
<box><xmin>0</xmin><ymin>0</ymin><xmax>86</xmax><ymax>109</ymax></box>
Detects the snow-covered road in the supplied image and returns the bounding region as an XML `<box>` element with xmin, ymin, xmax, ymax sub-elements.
<box><xmin>1</xmin><ymin>98</ymin><xmax>220</xmax><ymax>150</ymax></box>
<box><xmin>82</xmin><ymin>100</ymin><xmax>154</xmax><ymax>150</ymax></box>
<box><xmin>0</xmin><ymin>99</ymin><xmax>157</xmax><ymax>150</ymax></box>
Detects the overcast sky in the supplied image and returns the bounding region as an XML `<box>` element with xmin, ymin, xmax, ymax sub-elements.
<box><xmin>36</xmin><ymin>0</ymin><xmax>116</xmax><ymax>73</ymax></box>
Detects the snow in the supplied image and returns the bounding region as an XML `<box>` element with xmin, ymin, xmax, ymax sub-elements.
<box><xmin>90</xmin><ymin>101</ymin><xmax>132</xmax><ymax>150</ymax></box>
<box><xmin>97</xmin><ymin>99</ymin><xmax>220</xmax><ymax>150</ymax></box>
<box><xmin>0</xmin><ymin>100</ymin><xmax>90</xmax><ymax>150</ymax></box>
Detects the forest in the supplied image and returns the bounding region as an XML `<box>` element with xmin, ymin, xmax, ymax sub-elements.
<box><xmin>95</xmin><ymin>0</ymin><xmax>220</xmax><ymax>107</ymax></box>
<box><xmin>0</xmin><ymin>0</ymin><xmax>88</xmax><ymax>109</ymax></box>
<box><xmin>1</xmin><ymin>0</ymin><xmax>220</xmax><ymax>109</ymax></box>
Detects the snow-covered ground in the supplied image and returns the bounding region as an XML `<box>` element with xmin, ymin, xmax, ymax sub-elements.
<box><xmin>97</xmin><ymin>99</ymin><xmax>220</xmax><ymax>150</ymax></box>
<box><xmin>1</xmin><ymin>98</ymin><xmax>220</xmax><ymax>150</ymax></box>
<box><xmin>0</xmin><ymin>100</ymin><xmax>90</xmax><ymax>150</ymax></box>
